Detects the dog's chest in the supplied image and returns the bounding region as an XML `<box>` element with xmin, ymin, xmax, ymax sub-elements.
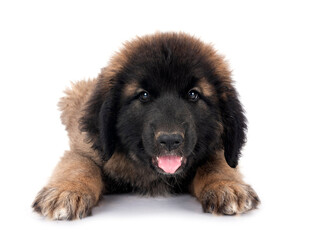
<box><xmin>102</xmin><ymin>154</ymin><xmax>178</xmax><ymax>195</ymax></box>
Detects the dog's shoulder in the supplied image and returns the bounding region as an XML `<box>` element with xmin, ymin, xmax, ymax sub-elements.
<box><xmin>58</xmin><ymin>79</ymin><xmax>102</xmax><ymax>165</ymax></box>
<box><xmin>58</xmin><ymin>79</ymin><xmax>97</xmax><ymax>129</ymax></box>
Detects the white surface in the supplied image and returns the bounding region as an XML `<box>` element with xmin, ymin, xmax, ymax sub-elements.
<box><xmin>1</xmin><ymin>0</ymin><xmax>313</xmax><ymax>239</ymax></box>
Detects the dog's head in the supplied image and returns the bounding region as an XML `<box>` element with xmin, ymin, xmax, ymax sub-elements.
<box><xmin>80</xmin><ymin>33</ymin><xmax>246</xmax><ymax>175</ymax></box>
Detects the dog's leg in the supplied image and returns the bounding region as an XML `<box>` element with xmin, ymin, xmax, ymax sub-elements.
<box><xmin>32</xmin><ymin>151</ymin><xmax>104</xmax><ymax>220</ymax></box>
<box><xmin>190</xmin><ymin>151</ymin><xmax>260</xmax><ymax>215</ymax></box>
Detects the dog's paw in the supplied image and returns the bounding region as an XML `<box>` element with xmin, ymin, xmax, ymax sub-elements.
<box><xmin>200</xmin><ymin>181</ymin><xmax>260</xmax><ymax>215</ymax></box>
<box><xmin>32</xmin><ymin>186</ymin><xmax>95</xmax><ymax>220</ymax></box>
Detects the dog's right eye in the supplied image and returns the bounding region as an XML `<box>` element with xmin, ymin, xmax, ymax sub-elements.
<box><xmin>139</xmin><ymin>91</ymin><xmax>150</xmax><ymax>102</ymax></box>
<box><xmin>188</xmin><ymin>90</ymin><xmax>200</xmax><ymax>102</ymax></box>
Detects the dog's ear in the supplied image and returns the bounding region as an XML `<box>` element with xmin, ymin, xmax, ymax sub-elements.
<box><xmin>218</xmin><ymin>86</ymin><xmax>247</xmax><ymax>168</ymax></box>
<box><xmin>80</xmin><ymin>80</ymin><xmax>117</xmax><ymax>161</ymax></box>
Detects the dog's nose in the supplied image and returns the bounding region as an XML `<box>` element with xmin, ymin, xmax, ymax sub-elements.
<box><xmin>157</xmin><ymin>133</ymin><xmax>184</xmax><ymax>151</ymax></box>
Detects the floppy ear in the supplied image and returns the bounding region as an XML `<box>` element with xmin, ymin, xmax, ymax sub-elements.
<box><xmin>80</xmin><ymin>81</ymin><xmax>117</xmax><ymax>161</ymax></box>
<box><xmin>219</xmin><ymin>86</ymin><xmax>247</xmax><ymax>168</ymax></box>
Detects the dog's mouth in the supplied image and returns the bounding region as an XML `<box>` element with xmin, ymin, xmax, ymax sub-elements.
<box><xmin>152</xmin><ymin>155</ymin><xmax>187</xmax><ymax>174</ymax></box>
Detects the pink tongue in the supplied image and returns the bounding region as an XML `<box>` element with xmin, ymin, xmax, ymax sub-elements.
<box><xmin>157</xmin><ymin>156</ymin><xmax>182</xmax><ymax>174</ymax></box>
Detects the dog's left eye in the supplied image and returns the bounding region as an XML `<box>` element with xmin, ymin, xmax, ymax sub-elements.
<box><xmin>188</xmin><ymin>90</ymin><xmax>200</xmax><ymax>102</ymax></box>
<box><xmin>139</xmin><ymin>91</ymin><xmax>150</xmax><ymax>102</ymax></box>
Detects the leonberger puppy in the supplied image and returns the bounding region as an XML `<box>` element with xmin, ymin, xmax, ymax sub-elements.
<box><xmin>33</xmin><ymin>32</ymin><xmax>260</xmax><ymax>220</ymax></box>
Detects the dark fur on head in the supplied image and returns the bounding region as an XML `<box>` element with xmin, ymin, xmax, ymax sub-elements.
<box><xmin>80</xmin><ymin>33</ymin><xmax>247</xmax><ymax>172</ymax></box>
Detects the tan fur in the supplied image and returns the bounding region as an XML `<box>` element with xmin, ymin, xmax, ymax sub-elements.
<box><xmin>197</xmin><ymin>78</ymin><xmax>215</xmax><ymax>97</ymax></box>
<box><xmin>58</xmin><ymin>79</ymin><xmax>103</xmax><ymax>166</ymax></box>
<box><xmin>190</xmin><ymin>151</ymin><xmax>259</xmax><ymax>215</ymax></box>
<box><xmin>122</xmin><ymin>81</ymin><xmax>140</xmax><ymax>99</ymax></box>
<box><xmin>32</xmin><ymin>151</ymin><xmax>103</xmax><ymax>220</ymax></box>
<box><xmin>203</xmin><ymin>45</ymin><xmax>232</xmax><ymax>84</ymax></box>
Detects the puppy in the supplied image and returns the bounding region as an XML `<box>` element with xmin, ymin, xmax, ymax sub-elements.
<box><xmin>33</xmin><ymin>32</ymin><xmax>260</xmax><ymax>220</ymax></box>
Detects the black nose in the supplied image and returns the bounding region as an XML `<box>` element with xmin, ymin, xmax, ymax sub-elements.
<box><xmin>157</xmin><ymin>133</ymin><xmax>184</xmax><ymax>151</ymax></box>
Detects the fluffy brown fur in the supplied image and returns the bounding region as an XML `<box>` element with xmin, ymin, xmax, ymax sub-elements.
<box><xmin>32</xmin><ymin>32</ymin><xmax>260</xmax><ymax>220</ymax></box>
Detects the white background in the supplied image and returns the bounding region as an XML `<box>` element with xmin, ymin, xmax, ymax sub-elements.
<box><xmin>0</xmin><ymin>0</ymin><xmax>312</xmax><ymax>239</ymax></box>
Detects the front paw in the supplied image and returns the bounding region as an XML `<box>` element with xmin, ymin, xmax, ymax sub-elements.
<box><xmin>200</xmin><ymin>181</ymin><xmax>260</xmax><ymax>215</ymax></box>
<box><xmin>32</xmin><ymin>186</ymin><xmax>95</xmax><ymax>220</ymax></box>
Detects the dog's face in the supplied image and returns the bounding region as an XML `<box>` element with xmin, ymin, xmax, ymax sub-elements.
<box><xmin>116</xmin><ymin>66</ymin><xmax>222</xmax><ymax>175</ymax></box>
<box><xmin>81</xmin><ymin>33</ymin><xmax>246</xmax><ymax>176</ymax></box>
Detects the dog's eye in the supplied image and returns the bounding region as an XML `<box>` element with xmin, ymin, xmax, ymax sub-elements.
<box><xmin>188</xmin><ymin>90</ymin><xmax>200</xmax><ymax>102</ymax></box>
<box><xmin>139</xmin><ymin>91</ymin><xmax>150</xmax><ymax>102</ymax></box>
